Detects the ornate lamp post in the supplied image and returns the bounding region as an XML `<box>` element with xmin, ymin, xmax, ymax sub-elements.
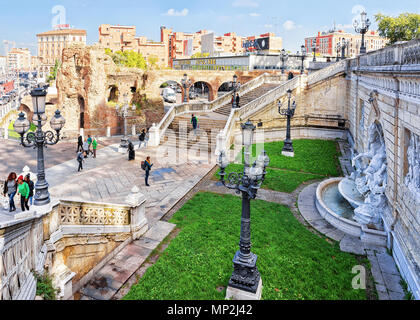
<box><xmin>116</xmin><ymin>93</ymin><xmax>135</xmax><ymax>149</ymax></box>
<box><xmin>312</xmin><ymin>44</ymin><xmax>318</xmax><ymax>62</ymax></box>
<box><xmin>13</xmin><ymin>85</ymin><xmax>66</xmax><ymax>206</ymax></box>
<box><xmin>231</xmin><ymin>75</ymin><xmax>241</xmax><ymax>108</ymax></box>
<box><xmin>279</xmin><ymin>49</ymin><xmax>289</xmax><ymax>74</ymax></box>
<box><xmin>341</xmin><ymin>38</ymin><xmax>348</xmax><ymax>60</ymax></box>
<box><xmin>181</xmin><ymin>73</ymin><xmax>192</xmax><ymax>103</ymax></box>
<box><xmin>217</xmin><ymin>120</ymin><xmax>270</xmax><ymax>299</ymax></box>
<box><xmin>299</xmin><ymin>45</ymin><xmax>306</xmax><ymax>74</ymax></box>
<box><xmin>353</xmin><ymin>11</ymin><xmax>371</xmax><ymax>54</ymax></box>
<box><xmin>278</xmin><ymin>89</ymin><xmax>297</xmax><ymax>157</ymax></box>
<box><xmin>336</xmin><ymin>42</ymin><xmax>341</xmax><ymax>62</ymax></box>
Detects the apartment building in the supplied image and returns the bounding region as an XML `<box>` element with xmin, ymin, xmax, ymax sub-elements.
<box><xmin>37</xmin><ymin>29</ymin><xmax>87</xmax><ymax>75</ymax></box>
<box><xmin>7</xmin><ymin>48</ymin><xmax>31</xmax><ymax>72</ymax></box>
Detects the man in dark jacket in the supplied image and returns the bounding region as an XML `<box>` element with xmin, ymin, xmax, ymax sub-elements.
<box><xmin>77</xmin><ymin>151</ymin><xmax>84</xmax><ymax>172</ymax></box>
<box><xmin>128</xmin><ymin>140</ymin><xmax>135</xmax><ymax>161</ymax></box>
<box><xmin>77</xmin><ymin>135</ymin><xmax>83</xmax><ymax>153</ymax></box>
<box><xmin>144</xmin><ymin>156</ymin><xmax>153</xmax><ymax>187</ymax></box>
<box><xmin>138</xmin><ymin>129</ymin><xmax>146</xmax><ymax>149</ymax></box>
<box><xmin>236</xmin><ymin>94</ymin><xmax>240</xmax><ymax>108</ymax></box>
<box><xmin>191</xmin><ymin>114</ymin><xmax>198</xmax><ymax>137</ymax></box>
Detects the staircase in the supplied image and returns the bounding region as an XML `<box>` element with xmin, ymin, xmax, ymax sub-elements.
<box><xmin>213</xmin><ymin>84</ymin><xmax>280</xmax><ymax>116</ymax></box>
<box><xmin>159</xmin><ymin>82</ymin><xmax>283</xmax><ymax>154</ymax></box>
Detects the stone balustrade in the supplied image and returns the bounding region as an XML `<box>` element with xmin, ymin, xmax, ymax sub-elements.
<box><xmin>0</xmin><ymin>186</ymin><xmax>148</xmax><ymax>300</ymax></box>
<box><xmin>307</xmin><ymin>60</ymin><xmax>347</xmax><ymax>86</ymax></box>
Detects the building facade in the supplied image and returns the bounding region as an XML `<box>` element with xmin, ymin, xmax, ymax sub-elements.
<box><xmin>305</xmin><ymin>30</ymin><xmax>388</xmax><ymax>58</ymax></box>
<box><xmin>99</xmin><ymin>24</ymin><xmax>167</xmax><ymax>68</ymax></box>
<box><xmin>173</xmin><ymin>53</ymin><xmax>308</xmax><ymax>71</ymax></box>
<box><xmin>37</xmin><ymin>29</ymin><xmax>87</xmax><ymax>76</ymax></box>
<box><xmin>7</xmin><ymin>48</ymin><xmax>31</xmax><ymax>72</ymax></box>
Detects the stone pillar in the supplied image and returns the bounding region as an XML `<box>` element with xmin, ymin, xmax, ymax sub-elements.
<box><xmin>132</xmin><ymin>125</ymin><xmax>136</xmax><ymax>136</ymax></box>
<box><xmin>126</xmin><ymin>186</ymin><xmax>148</xmax><ymax>240</ymax></box>
<box><xmin>148</xmin><ymin>123</ymin><xmax>160</xmax><ymax>147</ymax></box>
<box><xmin>106</xmin><ymin>126</ymin><xmax>111</xmax><ymax>137</ymax></box>
<box><xmin>4</xmin><ymin>124</ymin><xmax>8</xmax><ymax>139</ymax></box>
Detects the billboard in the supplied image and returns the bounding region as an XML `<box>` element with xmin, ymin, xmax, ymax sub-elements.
<box><xmin>243</xmin><ymin>37</ymin><xmax>270</xmax><ymax>51</ymax></box>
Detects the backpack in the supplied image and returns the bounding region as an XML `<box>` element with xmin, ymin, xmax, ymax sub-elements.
<box><xmin>141</xmin><ymin>161</ymin><xmax>146</xmax><ymax>170</ymax></box>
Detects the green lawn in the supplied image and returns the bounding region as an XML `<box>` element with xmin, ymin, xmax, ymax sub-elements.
<box><xmin>214</xmin><ymin>139</ymin><xmax>341</xmax><ymax>193</ymax></box>
<box><xmin>215</xmin><ymin>163</ymin><xmax>324</xmax><ymax>193</ymax></box>
<box><xmin>124</xmin><ymin>192</ymin><xmax>367</xmax><ymax>300</ymax></box>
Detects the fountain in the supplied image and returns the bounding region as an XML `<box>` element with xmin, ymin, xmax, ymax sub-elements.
<box><xmin>316</xmin><ymin>122</ymin><xmax>389</xmax><ymax>245</ymax></box>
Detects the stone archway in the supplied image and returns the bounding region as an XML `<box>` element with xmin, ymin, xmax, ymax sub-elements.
<box><xmin>191</xmin><ymin>81</ymin><xmax>214</xmax><ymax>102</ymax></box>
<box><xmin>19</xmin><ymin>104</ymin><xmax>33</xmax><ymax>122</ymax></box>
<box><xmin>108</xmin><ymin>85</ymin><xmax>119</xmax><ymax>103</ymax></box>
<box><xmin>218</xmin><ymin>82</ymin><xmax>232</xmax><ymax>98</ymax></box>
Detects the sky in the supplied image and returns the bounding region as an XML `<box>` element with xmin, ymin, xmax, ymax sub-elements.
<box><xmin>0</xmin><ymin>0</ymin><xmax>419</xmax><ymax>56</ymax></box>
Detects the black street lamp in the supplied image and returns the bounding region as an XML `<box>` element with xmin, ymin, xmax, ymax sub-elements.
<box><xmin>312</xmin><ymin>45</ymin><xmax>318</xmax><ymax>62</ymax></box>
<box><xmin>278</xmin><ymin>89</ymin><xmax>297</xmax><ymax>157</ymax></box>
<box><xmin>13</xmin><ymin>85</ymin><xmax>66</xmax><ymax>206</ymax></box>
<box><xmin>299</xmin><ymin>45</ymin><xmax>306</xmax><ymax>74</ymax></box>
<box><xmin>279</xmin><ymin>49</ymin><xmax>289</xmax><ymax>74</ymax></box>
<box><xmin>336</xmin><ymin>42</ymin><xmax>341</xmax><ymax>62</ymax></box>
<box><xmin>341</xmin><ymin>38</ymin><xmax>348</xmax><ymax>60</ymax></box>
<box><xmin>217</xmin><ymin>120</ymin><xmax>270</xmax><ymax>297</ymax></box>
<box><xmin>231</xmin><ymin>75</ymin><xmax>241</xmax><ymax>108</ymax></box>
<box><xmin>353</xmin><ymin>11</ymin><xmax>371</xmax><ymax>54</ymax></box>
<box><xmin>181</xmin><ymin>73</ymin><xmax>192</xmax><ymax>103</ymax></box>
<box><xmin>116</xmin><ymin>93</ymin><xmax>135</xmax><ymax>149</ymax></box>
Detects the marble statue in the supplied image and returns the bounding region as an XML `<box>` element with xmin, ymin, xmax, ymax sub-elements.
<box><xmin>349</xmin><ymin>123</ymin><xmax>389</xmax><ymax>228</ymax></box>
<box><xmin>404</xmin><ymin>131</ymin><xmax>420</xmax><ymax>203</ymax></box>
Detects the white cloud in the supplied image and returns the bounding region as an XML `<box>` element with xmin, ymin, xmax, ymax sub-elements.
<box><xmin>283</xmin><ymin>20</ymin><xmax>296</xmax><ymax>31</ymax></box>
<box><xmin>249</xmin><ymin>13</ymin><xmax>260</xmax><ymax>17</ymax></box>
<box><xmin>163</xmin><ymin>8</ymin><xmax>189</xmax><ymax>16</ymax></box>
<box><xmin>264</xmin><ymin>24</ymin><xmax>274</xmax><ymax>28</ymax></box>
<box><xmin>232</xmin><ymin>0</ymin><xmax>259</xmax><ymax>8</ymax></box>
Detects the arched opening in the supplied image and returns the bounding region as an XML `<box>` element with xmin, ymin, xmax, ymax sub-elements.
<box><xmin>19</xmin><ymin>104</ymin><xmax>33</xmax><ymax>122</ymax></box>
<box><xmin>78</xmin><ymin>96</ymin><xmax>85</xmax><ymax>129</ymax></box>
<box><xmin>288</xmin><ymin>72</ymin><xmax>294</xmax><ymax>80</ymax></box>
<box><xmin>108</xmin><ymin>85</ymin><xmax>119</xmax><ymax>103</ymax></box>
<box><xmin>160</xmin><ymin>81</ymin><xmax>182</xmax><ymax>110</ymax></box>
<box><xmin>217</xmin><ymin>82</ymin><xmax>233</xmax><ymax>98</ymax></box>
<box><xmin>191</xmin><ymin>81</ymin><xmax>212</xmax><ymax>102</ymax></box>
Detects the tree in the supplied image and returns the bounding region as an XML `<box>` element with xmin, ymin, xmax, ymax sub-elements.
<box><xmin>104</xmin><ymin>49</ymin><xmax>147</xmax><ymax>70</ymax></box>
<box><xmin>47</xmin><ymin>59</ymin><xmax>61</xmax><ymax>83</ymax></box>
<box><xmin>147</xmin><ymin>55</ymin><xmax>159</xmax><ymax>69</ymax></box>
<box><xmin>375</xmin><ymin>13</ymin><xmax>420</xmax><ymax>44</ymax></box>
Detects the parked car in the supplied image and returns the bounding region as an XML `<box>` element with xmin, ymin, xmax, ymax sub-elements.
<box><xmin>189</xmin><ymin>89</ymin><xmax>198</xmax><ymax>100</ymax></box>
<box><xmin>162</xmin><ymin>88</ymin><xmax>177</xmax><ymax>103</ymax></box>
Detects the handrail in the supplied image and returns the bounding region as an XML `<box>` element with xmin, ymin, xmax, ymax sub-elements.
<box><xmin>157</xmin><ymin>72</ymin><xmax>278</xmax><ymax>139</ymax></box>
<box><xmin>307</xmin><ymin>60</ymin><xmax>347</xmax><ymax>86</ymax></box>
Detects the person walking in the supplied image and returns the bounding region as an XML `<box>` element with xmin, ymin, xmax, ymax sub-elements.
<box><xmin>77</xmin><ymin>135</ymin><xmax>83</xmax><ymax>153</ymax></box>
<box><xmin>142</xmin><ymin>156</ymin><xmax>153</xmax><ymax>187</ymax></box>
<box><xmin>236</xmin><ymin>94</ymin><xmax>240</xmax><ymax>108</ymax></box>
<box><xmin>24</xmin><ymin>174</ymin><xmax>35</xmax><ymax>206</ymax></box>
<box><xmin>128</xmin><ymin>140</ymin><xmax>135</xmax><ymax>161</ymax></box>
<box><xmin>231</xmin><ymin>95</ymin><xmax>235</xmax><ymax>107</ymax></box>
<box><xmin>77</xmin><ymin>151</ymin><xmax>84</xmax><ymax>172</ymax></box>
<box><xmin>191</xmin><ymin>114</ymin><xmax>198</xmax><ymax>137</ymax></box>
<box><xmin>3</xmin><ymin>172</ymin><xmax>17</xmax><ymax>212</ymax></box>
<box><xmin>92</xmin><ymin>137</ymin><xmax>98</xmax><ymax>158</ymax></box>
<box><xmin>138</xmin><ymin>129</ymin><xmax>146</xmax><ymax>149</ymax></box>
<box><xmin>87</xmin><ymin>135</ymin><xmax>93</xmax><ymax>155</ymax></box>
<box><xmin>17</xmin><ymin>176</ymin><xmax>30</xmax><ymax>212</ymax></box>
<box><xmin>83</xmin><ymin>140</ymin><xmax>90</xmax><ymax>158</ymax></box>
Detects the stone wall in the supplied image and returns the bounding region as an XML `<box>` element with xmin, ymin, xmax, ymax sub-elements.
<box><xmin>56</xmin><ymin>45</ymin><xmax>272</xmax><ymax>137</ymax></box>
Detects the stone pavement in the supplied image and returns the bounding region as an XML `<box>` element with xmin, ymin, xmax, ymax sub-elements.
<box><xmin>298</xmin><ymin>182</ymin><xmax>406</xmax><ymax>300</ymax></box>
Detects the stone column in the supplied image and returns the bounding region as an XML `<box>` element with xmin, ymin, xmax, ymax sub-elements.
<box><xmin>148</xmin><ymin>123</ymin><xmax>160</xmax><ymax>147</ymax></box>
<box><xmin>126</xmin><ymin>186</ymin><xmax>148</xmax><ymax>240</ymax></box>
<box><xmin>132</xmin><ymin>125</ymin><xmax>136</xmax><ymax>136</ymax></box>
<box><xmin>106</xmin><ymin>126</ymin><xmax>111</xmax><ymax>137</ymax></box>
<box><xmin>4</xmin><ymin>124</ymin><xmax>8</xmax><ymax>139</ymax></box>
<box><xmin>79</xmin><ymin>128</ymin><xmax>84</xmax><ymax>141</ymax></box>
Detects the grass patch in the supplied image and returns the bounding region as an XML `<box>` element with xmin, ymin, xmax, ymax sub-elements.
<box><xmin>124</xmin><ymin>192</ymin><xmax>367</xmax><ymax>300</ymax></box>
<box><xmin>235</xmin><ymin>140</ymin><xmax>342</xmax><ymax>177</ymax></box>
<box><xmin>214</xmin><ymin>163</ymin><xmax>324</xmax><ymax>193</ymax></box>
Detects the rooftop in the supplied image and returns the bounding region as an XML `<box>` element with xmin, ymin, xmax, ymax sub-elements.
<box><xmin>36</xmin><ymin>29</ymin><xmax>87</xmax><ymax>36</ymax></box>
